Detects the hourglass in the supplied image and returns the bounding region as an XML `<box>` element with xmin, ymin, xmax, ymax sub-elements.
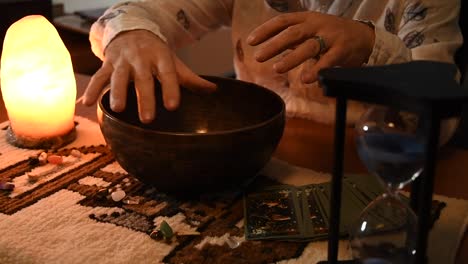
<box><xmin>350</xmin><ymin>106</ymin><xmax>422</xmax><ymax>263</ymax></box>
<box><xmin>316</xmin><ymin>61</ymin><xmax>468</xmax><ymax>264</ymax></box>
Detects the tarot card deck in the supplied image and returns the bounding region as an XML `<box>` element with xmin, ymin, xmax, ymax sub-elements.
<box><xmin>244</xmin><ymin>174</ymin><xmax>388</xmax><ymax>241</ymax></box>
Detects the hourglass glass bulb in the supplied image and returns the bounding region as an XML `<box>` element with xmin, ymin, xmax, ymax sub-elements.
<box><xmin>355</xmin><ymin>106</ymin><xmax>425</xmax><ymax>192</ymax></box>
<box><xmin>350</xmin><ymin>194</ymin><xmax>418</xmax><ymax>263</ymax></box>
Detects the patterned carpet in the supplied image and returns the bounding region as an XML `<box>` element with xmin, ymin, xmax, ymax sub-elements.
<box><xmin>0</xmin><ymin>117</ymin><xmax>466</xmax><ymax>264</ymax></box>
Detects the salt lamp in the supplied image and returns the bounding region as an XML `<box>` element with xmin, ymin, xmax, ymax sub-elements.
<box><xmin>0</xmin><ymin>15</ymin><xmax>76</xmax><ymax>149</ymax></box>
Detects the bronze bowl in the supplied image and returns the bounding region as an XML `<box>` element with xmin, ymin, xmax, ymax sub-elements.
<box><xmin>97</xmin><ymin>75</ymin><xmax>285</xmax><ymax>195</ymax></box>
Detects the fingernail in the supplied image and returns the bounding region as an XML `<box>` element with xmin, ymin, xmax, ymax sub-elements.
<box><xmin>81</xmin><ymin>96</ymin><xmax>89</xmax><ymax>105</ymax></box>
<box><xmin>254</xmin><ymin>52</ymin><xmax>263</xmax><ymax>62</ymax></box>
<box><xmin>110</xmin><ymin>99</ymin><xmax>124</xmax><ymax>112</ymax></box>
<box><xmin>165</xmin><ymin>99</ymin><xmax>179</xmax><ymax>110</ymax></box>
<box><xmin>246</xmin><ymin>35</ymin><xmax>255</xmax><ymax>44</ymax></box>
<box><xmin>206</xmin><ymin>81</ymin><xmax>217</xmax><ymax>90</ymax></box>
<box><xmin>140</xmin><ymin>114</ymin><xmax>153</xmax><ymax>124</ymax></box>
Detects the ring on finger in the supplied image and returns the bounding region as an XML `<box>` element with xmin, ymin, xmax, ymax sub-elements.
<box><xmin>312</xmin><ymin>35</ymin><xmax>327</xmax><ymax>56</ymax></box>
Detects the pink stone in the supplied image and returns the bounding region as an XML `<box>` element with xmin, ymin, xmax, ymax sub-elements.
<box><xmin>0</xmin><ymin>182</ymin><xmax>15</xmax><ymax>190</ymax></box>
<box><xmin>47</xmin><ymin>155</ymin><xmax>63</xmax><ymax>164</ymax></box>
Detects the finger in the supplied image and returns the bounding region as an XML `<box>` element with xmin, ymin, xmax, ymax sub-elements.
<box><xmin>82</xmin><ymin>62</ymin><xmax>112</xmax><ymax>105</ymax></box>
<box><xmin>109</xmin><ymin>63</ymin><xmax>130</xmax><ymax>112</ymax></box>
<box><xmin>174</xmin><ymin>56</ymin><xmax>217</xmax><ymax>92</ymax></box>
<box><xmin>254</xmin><ymin>24</ymin><xmax>310</xmax><ymax>63</ymax></box>
<box><xmin>247</xmin><ymin>13</ymin><xmax>306</xmax><ymax>46</ymax></box>
<box><xmin>133</xmin><ymin>68</ymin><xmax>156</xmax><ymax>123</ymax></box>
<box><xmin>154</xmin><ymin>52</ymin><xmax>180</xmax><ymax>112</ymax></box>
<box><xmin>273</xmin><ymin>37</ymin><xmax>321</xmax><ymax>73</ymax></box>
<box><xmin>301</xmin><ymin>48</ymin><xmax>342</xmax><ymax>84</ymax></box>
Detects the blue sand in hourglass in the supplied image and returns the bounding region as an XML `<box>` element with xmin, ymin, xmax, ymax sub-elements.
<box><xmin>356</xmin><ymin>133</ymin><xmax>425</xmax><ymax>191</ymax></box>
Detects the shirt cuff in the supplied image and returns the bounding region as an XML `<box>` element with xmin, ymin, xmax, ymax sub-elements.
<box><xmin>90</xmin><ymin>16</ymin><xmax>167</xmax><ymax>60</ymax></box>
<box><xmin>367</xmin><ymin>27</ymin><xmax>412</xmax><ymax>66</ymax></box>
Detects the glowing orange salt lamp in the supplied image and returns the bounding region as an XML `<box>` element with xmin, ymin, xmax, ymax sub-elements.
<box><xmin>1</xmin><ymin>15</ymin><xmax>76</xmax><ymax>149</ymax></box>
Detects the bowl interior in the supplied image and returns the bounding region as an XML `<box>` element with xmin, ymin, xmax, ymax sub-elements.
<box><xmin>100</xmin><ymin>76</ymin><xmax>285</xmax><ymax>133</ymax></box>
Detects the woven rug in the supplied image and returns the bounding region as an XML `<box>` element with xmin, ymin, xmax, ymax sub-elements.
<box><xmin>0</xmin><ymin>117</ymin><xmax>466</xmax><ymax>264</ymax></box>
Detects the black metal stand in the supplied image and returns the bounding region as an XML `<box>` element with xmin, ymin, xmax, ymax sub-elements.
<box><xmin>415</xmin><ymin>111</ymin><xmax>440</xmax><ymax>263</ymax></box>
<box><xmin>327</xmin><ymin>97</ymin><xmax>347</xmax><ymax>263</ymax></box>
<box><xmin>317</xmin><ymin>61</ymin><xmax>468</xmax><ymax>264</ymax></box>
<box><xmin>410</xmin><ymin>176</ymin><xmax>421</xmax><ymax>212</ymax></box>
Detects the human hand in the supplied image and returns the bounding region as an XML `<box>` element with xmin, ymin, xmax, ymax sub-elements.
<box><xmin>247</xmin><ymin>11</ymin><xmax>375</xmax><ymax>84</ymax></box>
<box><xmin>82</xmin><ymin>30</ymin><xmax>216</xmax><ymax>123</ymax></box>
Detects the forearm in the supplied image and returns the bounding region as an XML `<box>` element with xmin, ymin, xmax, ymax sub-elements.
<box><xmin>89</xmin><ymin>0</ymin><xmax>234</xmax><ymax>60</ymax></box>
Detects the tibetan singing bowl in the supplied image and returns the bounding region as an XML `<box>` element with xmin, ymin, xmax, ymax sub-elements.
<box><xmin>97</xmin><ymin>75</ymin><xmax>285</xmax><ymax>194</ymax></box>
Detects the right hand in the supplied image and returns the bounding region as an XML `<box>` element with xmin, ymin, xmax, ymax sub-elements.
<box><xmin>82</xmin><ymin>29</ymin><xmax>217</xmax><ymax>123</ymax></box>
<box><xmin>247</xmin><ymin>12</ymin><xmax>375</xmax><ymax>84</ymax></box>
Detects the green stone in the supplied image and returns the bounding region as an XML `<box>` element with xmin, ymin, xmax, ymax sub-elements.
<box><xmin>160</xmin><ymin>220</ymin><xmax>173</xmax><ymax>239</ymax></box>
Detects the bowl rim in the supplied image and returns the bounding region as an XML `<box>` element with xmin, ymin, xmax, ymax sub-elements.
<box><xmin>98</xmin><ymin>75</ymin><xmax>285</xmax><ymax>136</ymax></box>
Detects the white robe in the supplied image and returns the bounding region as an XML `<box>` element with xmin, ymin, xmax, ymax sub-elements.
<box><xmin>89</xmin><ymin>0</ymin><xmax>463</xmax><ymax>127</ymax></box>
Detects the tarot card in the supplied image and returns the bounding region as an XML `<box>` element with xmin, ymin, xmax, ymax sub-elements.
<box><xmin>301</xmin><ymin>185</ymin><xmax>329</xmax><ymax>239</ymax></box>
<box><xmin>304</xmin><ymin>180</ymin><xmax>370</xmax><ymax>236</ymax></box>
<box><xmin>342</xmin><ymin>175</ymin><xmax>391</xmax><ymax>228</ymax></box>
<box><xmin>244</xmin><ymin>185</ymin><xmax>303</xmax><ymax>240</ymax></box>
<box><xmin>345</xmin><ymin>174</ymin><xmax>384</xmax><ymax>199</ymax></box>
<box><xmin>339</xmin><ymin>182</ymin><xmax>374</xmax><ymax>233</ymax></box>
<box><xmin>312</xmin><ymin>183</ymin><xmax>331</xmax><ymax>221</ymax></box>
<box><xmin>343</xmin><ymin>175</ymin><xmax>408</xmax><ymax>232</ymax></box>
<box><xmin>343</xmin><ymin>177</ymin><xmax>375</xmax><ymax>208</ymax></box>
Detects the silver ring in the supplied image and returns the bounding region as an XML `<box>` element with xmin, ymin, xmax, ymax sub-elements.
<box><xmin>312</xmin><ymin>35</ymin><xmax>327</xmax><ymax>55</ymax></box>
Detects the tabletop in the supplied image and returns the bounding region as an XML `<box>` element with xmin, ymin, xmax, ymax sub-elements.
<box><xmin>0</xmin><ymin>73</ymin><xmax>466</xmax><ymax>263</ymax></box>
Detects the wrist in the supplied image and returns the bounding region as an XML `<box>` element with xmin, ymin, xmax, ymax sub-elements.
<box><xmin>356</xmin><ymin>20</ymin><xmax>376</xmax><ymax>64</ymax></box>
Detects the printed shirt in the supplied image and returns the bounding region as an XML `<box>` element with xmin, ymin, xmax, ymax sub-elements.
<box><xmin>89</xmin><ymin>0</ymin><xmax>463</xmax><ymax>124</ymax></box>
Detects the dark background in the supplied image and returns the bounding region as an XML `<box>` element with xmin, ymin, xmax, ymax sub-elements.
<box><xmin>0</xmin><ymin>0</ymin><xmax>53</xmax><ymax>55</ymax></box>
<box><xmin>0</xmin><ymin>0</ymin><xmax>101</xmax><ymax>75</ymax></box>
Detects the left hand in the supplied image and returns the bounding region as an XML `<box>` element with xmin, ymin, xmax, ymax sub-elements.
<box><xmin>246</xmin><ymin>11</ymin><xmax>375</xmax><ymax>84</ymax></box>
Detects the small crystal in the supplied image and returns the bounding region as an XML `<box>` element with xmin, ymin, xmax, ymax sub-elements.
<box><xmin>70</xmin><ymin>149</ymin><xmax>81</xmax><ymax>158</ymax></box>
<box><xmin>159</xmin><ymin>220</ymin><xmax>173</xmax><ymax>239</ymax></box>
<box><xmin>149</xmin><ymin>229</ymin><xmax>160</xmax><ymax>239</ymax></box>
<box><xmin>0</xmin><ymin>182</ymin><xmax>14</xmax><ymax>190</ymax></box>
<box><xmin>38</xmin><ymin>152</ymin><xmax>48</xmax><ymax>164</ymax></box>
<box><xmin>27</xmin><ymin>173</ymin><xmax>41</xmax><ymax>182</ymax></box>
<box><xmin>189</xmin><ymin>220</ymin><xmax>201</xmax><ymax>226</ymax></box>
<box><xmin>123</xmin><ymin>196</ymin><xmax>141</xmax><ymax>205</ymax></box>
<box><xmin>226</xmin><ymin>236</ymin><xmax>240</xmax><ymax>249</ymax></box>
<box><xmin>111</xmin><ymin>190</ymin><xmax>126</xmax><ymax>202</ymax></box>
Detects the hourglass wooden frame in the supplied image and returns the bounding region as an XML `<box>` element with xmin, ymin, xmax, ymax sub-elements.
<box><xmin>317</xmin><ymin>61</ymin><xmax>468</xmax><ymax>264</ymax></box>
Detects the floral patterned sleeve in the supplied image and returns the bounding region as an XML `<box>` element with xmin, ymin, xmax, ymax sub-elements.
<box><xmin>367</xmin><ymin>0</ymin><xmax>462</xmax><ymax>66</ymax></box>
<box><xmin>364</xmin><ymin>0</ymin><xmax>462</xmax><ymax>144</ymax></box>
<box><xmin>89</xmin><ymin>0</ymin><xmax>234</xmax><ymax>60</ymax></box>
